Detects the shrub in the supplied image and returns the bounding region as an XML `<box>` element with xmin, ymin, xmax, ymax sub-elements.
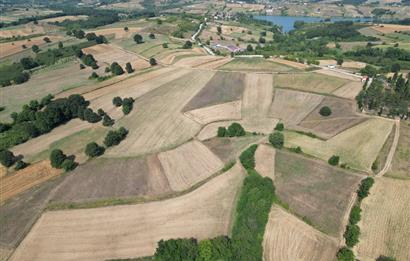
<box><xmin>79</xmin><ymin>64</ymin><xmax>85</xmax><ymax>69</ymax></box>
<box><xmin>269</xmin><ymin>131</ymin><xmax>284</xmax><ymax>149</ymax></box>
<box><xmin>89</xmin><ymin>72</ymin><xmax>99</xmax><ymax>79</ymax></box>
<box><xmin>328</xmin><ymin>155</ymin><xmax>340</xmax><ymax>166</ymax></box>
<box><xmin>122</xmin><ymin>97</ymin><xmax>134</xmax><ymax>115</ymax></box>
<box><xmin>112</xmin><ymin>96</ymin><xmax>123</xmax><ymax>107</ymax></box>
<box><xmin>349</xmin><ymin>205</ymin><xmax>361</xmax><ymax>225</ymax></box>
<box><xmin>149</xmin><ymin>58</ymin><xmax>157</xmax><ymax>66</ymax></box>
<box><xmin>97</xmin><ymin>108</ymin><xmax>106</xmax><ymax>117</ymax></box>
<box><xmin>239</xmin><ymin>144</ymin><xmax>258</xmax><ymax>169</ymax></box>
<box><xmin>371</xmin><ymin>159</ymin><xmax>379</xmax><ymax>172</ymax></box>
<box><xmin>43</xmin><ymin>37</ymin><xmax>51</xmax><ymax>43</ymax></box>
<box><xmin>344</xmin><ymin>224</ymin><xmax>360</xmax><ymax>247</ymax></box>
<box><xmin>31</xmin><ymin>44</ymin><xmax>40</xmax><ymax>53</ymax></box>
<box><xmin>133</xmin><ymin>34</ymin><xmax>143</xmax><ymax>44</ymax></box>
<box><xmin>102</xmin><ymin>114</ymin><xmax>115</xmax><ymax>126</ymax></box>
<box><xmin>50</xmin><ymin>149</ymin><xmax>66</xmax><ymax>169</ymax></box>
<box><xmin>124</xmin><ymin>26</ymin><xmax>128</xmax><ymax>31</ymax></box>
<box><xmin>154</xmin><ymin>238</ymin><xmax>199</xmax><ymax>261</ymax></box>
<box><xmin>0</xmin><ymin>149</ymin><xmax>16</xmax><ymax>167</ymax></box>
<box><xmin>104</xmin><ymin>127</ymin><xmax>128</xmax><ymax>147</ymax></box>
<box><xmin>274</xmin><ymin>122</ymin><xmax>284</xmax><ymax>131</ymax></box>
<box><xmin>183</xmin><ymin>40</ymin><xmax>193</xmax><ymax>49</ymax></box>
<box><xmin>289</xmin><ymin>146</ymin><xmax>302</xmax><ymax>153</ymax></box>
<box><xmin>319</xmin><ymin>106</ymin><xmax>332</xmax><ymax>116</ymax></box>
<box><xmin>110</xmin><ymin>62</ymin><xmax>124</xmax><ymax>75</ymax></box>
<box><xmin>83</xmin><ymin>108</ymin><xmax>102</xmax><ymax>123</ymax></box>
<box><xmin>149</xmin><ymin>33</ymin><xmax>155</xmax><ymax>39</ymax></box>
<box><xmin>85</xmin><ymin>142</ymin><xmax>105</xmax><ymax>158</ymax></box>
<box><xmin>227</xmin><ymin>122</ymin><xmax>245</xmax><ymax>137</ymax></box>
<box><xmin>162</xmin><ymin>42</ymin><xmax>168</xmax><ymax>48</ymax></box>
<box><xmin>376</xmin><ymin>256</ymin><xmax>397</xmax><ymax>261</ymax></box>
<box><xmin>61</xmin><ymin>158</ymin><xmax>77</xmax><ymax>171</ymax></box>
<box><xmin>357</xmin><ymin>177</ymin><xmax>374</xmax><ymax>201</ymax></box>
<box><xmin>14</xmin><ymin>160</ymin><xmax>28</xmax><ymax>170</ymax></box>
<box><xmin>217</xmin><ymin>127</ymin><xmax>227</xmax><ymax>137</ymax></box>
<box><xmin>125</xmin><ymin>62</ymin><xmax>134</xmax><ymax>73</ymax></box>
<box><xmin>337</xmin><ymin>247</ymin><xmax>355</xmax><ymax>261</ymax></box>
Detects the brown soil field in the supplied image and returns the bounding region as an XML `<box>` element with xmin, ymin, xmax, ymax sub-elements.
<box><xmin>275</xmin><ymin>150</ymin><xmax>362</xmax><ymax>236</ymax></box>
<box><xmin>0</xmin><ymin>24</ymin><xmax>45</xmax><ymax>38</ymax></box>
<box><xmin>298</xmin><ymin>96</ymin><xmax>368</xmax><ymax>138</ymax></box>
<box><xmin>386</xmin><ymin>122</ymin><xmax>410</xmax><ymax>179</ymax></box>
<box><xmin>158</xmin><ymin>140</ymin><xmax>224</xmax><ymax>191</ymax></box>
<box><xmin>10</xmin><ymin>163</ymin><xmax>245</xmax><ymax>261</ymax></box>
<box><xmin>371</xmin><ymin>24</ymin><xmax>410</xmax><ymax>34</ymax></box>
<box><xmin>51</xmin><ymin>155</ymin><xmax>172</xmax><ymax>204</ymax></box>
<box><xmin>104</xmin><ymin>70</ymin><xmax>215</xmax><ymax>157</ymax></box>
<box><xmin>82</xmin><ymin>44</ymin><xmax>150</xmax><ymax>70</ymax></box>
<box><xmin>90</xmin><ymin>27</ymin><xmax>142</xmax><ymax>39</ymax></box>
<box><xmin>203</xmin><ymin>136</ymin><xmax>262</xmax><ymax>163</ymax></box>
<box><xmin>174</xmin><ymin>55</ymin><xmax>224</xmax><ymax>68</ymax></box>
<box><xmin>39</xmin><ymin>15</ymin><xmax>88</xmax><ymax>23</ymax></box>
<box><xmin>332</xmin><ymin>81</ymin><xmax>364</xmax><ymax>99</ymax></box>
<box><xmin>0</xmin><ymin>35</ymin><xmax>64</xmax><ymax>59</ymax></box>
<box><xmin>356</xmin><ymin>178</ymin><xmax>410</xmax><ymax>261</ymax></box>
<box><xmin>263</xmin><ymin>206</ymin><xmax>338</xmax><ymax>261</ymax></box>
<box><xmin>255</xmin><ymin>144</ymin><xmax>275</xmax><ymax>180</ymax></box>
<box><xmin>242</xmin><ymin>73</ymin><xmax>277</xmax><ymax>133</ymax></box>
<box><xmin>270</xmin><ymin>89</ymin><xmax>324</xmax><ymax>126</ymax></box>
<box><xmin>184</xmin><ymin>101</ymin><xmax>242</xmax><ymax>125</ymax></box>
<box><xmin>196</xmin><ymin>57</ymin><xmax>233</xmax><ymax>70</ymax></box>
<box><xmin>196</xmin><ymin>120</ymin><xmax>237</xmax><ymax>141</ymax></box>
<box><xmin>182</xmin><ymin>71</ymin><xmax>246</xmax><ymax>112</ymax></box>
<box><xmin>272</xmin><ymin>73</ymin><xmax>349</xmax><ymax>94</ymax></box>
<box><xmin>271</xmin><ymin>57</ymin><xmax>309</xmax><ymax>69</ymax></box>
<box><xmin>0</xmin><ymin>161</ymin><xmax>62</xmax><ymax>204</ymax></box>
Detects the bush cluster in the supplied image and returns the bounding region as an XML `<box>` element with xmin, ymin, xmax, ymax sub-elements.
<box><xmin>110</xmin><ymin>62</ymin><xmax>124</xmax><ymax>76</ymax></box>
<box><xmin>122</xmin><ymin>97</ymin><xmax>135</xmax><ymax>115</ymax></box>
<box><xmin>269</xmin><ymin>131</ymin><xmax>284</xmax><ymax>149</ymax></box>
<box><xmin>274</xmin><ymin>122</ymin><xmax>284</xmax><ymax>131</ymax></box>
<box><xmin>239</xmin><ymin>144</ymin><xmax>258</xmax><ymax>170</ymax></box>
<box><xmin>50</xmin><ymin>149</ymin><xmax>77</xmax><ymax>171</ymax></box>
<box><xmin>0</xmin><ymin>149</ymin><xmax>16</xmax><ymax>167</ymax></box>
<box><xmin>217</xmin><ymin>123</ymin><xmax>246</xmax><ymax>137</ymax></box>
<box><xmin>104</xmin><ymin>127</ymin><xmax>128</xmax><ymax>147</ymax></box>
<box><xmin>357</xmin><ymin>177</ymin><xmax>375</xmax><ymax>201</ymax></box>
<box><xmin>85</xmin><ymin>142</ymin><xmax>105</xmax><ymax>158</ymax></box>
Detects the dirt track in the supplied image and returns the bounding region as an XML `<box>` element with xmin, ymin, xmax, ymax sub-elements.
<box><xmin>377</xmin><ymin>119</ymin><xmax>400</xmax><ymax>177</ymax></box>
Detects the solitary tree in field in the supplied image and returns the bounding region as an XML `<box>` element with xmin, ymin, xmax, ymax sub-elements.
<box><xmin>319</xmin><ymin>106</ymin><xmax>332</xmax><ymax>116</ymax></box>
<box><xmin>85</xmin><ymin>142</ymin><xmax>105</xmax><ymax>158</ymax></box>
<box><xmin>125</xmin><ymin>62</ymin><xmax>134</xmax><ymax>73</ymax></box>
<box><xmin>124</xmin><ymin>26</ymin><xmax>129</xmax><ymax>31</ymax></box>
<box><xmin>31</xmin><ymin>45</ymin><xmax>40</xmax><ymax>53</ymax></box>
<box><xmin>50</xmin><ymin>149</ymin><xmax>66</xmax><ymax>169</ymax></box>
<box><xmin>149</xmin><ymin>33</ymin><xmax>155</xmax><ymax>39</ymax></box>
<box><xmin>113</xmin><ymin>96</ymin><xmax>123</xmax><ymax>107</ymax></box>
<box><xmin>246</xmin><ymin>44</ymin><xmax>253</xmax><ymax>52</ymax></box>
<box><xmin>217</xmin><ymin>26</ymin><xmax>222</xmax><ymax>34</ymax></box>
<box><xmin>162</xmin><ymin>42</ymin><xmax>168</xmax><ymax>48</ymax></box>
<box><xmin>134</xmin><ymin>34</ymin><xmax>143</xmax><ymax>44</ymax></box>
<box><xmin>0</xmin><ymin>149</ymin><xmax>16</xmax><ymax>167</ymax></box>
<box><xmin>183</xmin><ymin>41</ymin><xmax>193</xmax><ymax>49</ymax></box>
<box><xmin>110</xmin><ymin>62</ymin><xmax>124</xmax><ymax>75</ymax></box>
<box><xmin>328</xmin><ymin>155</ymin><xmax>340</xmax><ymax>166</ymax></box>
<box><xmin>43</xmin><ymin>37</ymin><xmax>51</xmax><ymax>43</ymax></box>
<box><xmin>150</xmin><ymin>58</ymin><xmax>157</xmax><ymax>66</ymax></box>
<box><xmin>269</xmin><ymin>131</ymin><xmax>284</xmax><ymax>149</ymax></box>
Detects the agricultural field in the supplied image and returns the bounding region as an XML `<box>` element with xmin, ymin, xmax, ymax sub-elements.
<box><xmin>184</xmin><ymin>101</ymin><xmax>242</xmax><ymax>125</ymax></box>
<box><xmin>356</xmin><ymin>177</ymin><xmax>410</xmax><ymax>261</ymax></box>
<box><xmin>219</xmin><ymin>58</ymin><xmax>296</xmax><ymax>73</ymax></box>
<box><xmin>0</xmin><ymin>35</ymin><xmax>64</xmax><ymax>59</ymax></box>
<box><xmin>254</xmin><ymin>144</ymin><xmax>275</xmax><ymax>180</ymax></box>
<box><xmin>386</xmin><ymin>122</ymin><xmax>410</xmax><ymax>179</ymax></box>
<box><xmin>0</xmin><ymin>23</ymin><xmax>48</xmax><ymax>38</ymax></box>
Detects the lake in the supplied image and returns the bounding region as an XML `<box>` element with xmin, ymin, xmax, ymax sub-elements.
<box><xmin>254</xmin><ymin>15</ymin><xmax>373</xmax><ymax>32</ymax></box>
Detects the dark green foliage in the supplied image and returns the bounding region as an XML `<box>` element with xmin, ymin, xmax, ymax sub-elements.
<box><xmin>0</xmin><ymin>149</ymin><xmax>16</xmax><ymax>167</ymax></box>
<box><xmin>110</xmin><ymin>62</ymin><xmax>124</xmax><ymax>75</ymax></box>
<box><xmin>0</xmin><ymin>123</ymin><xmax>11</xmax><ymax>133</ymax></box>
<box><xmin>89</xmin><ymin>72</ymin><xmax>99</xmax><ymax>79</ymax></box>
<box><xmin>349</xmin><ymin>205</ymin><xmax>361</xmax><ymax>225</ymax></box>
<box><xmin>61</xmin><ymin>158</ymin><xmax>77</xmax><ymax>172</ymax></box>
<box><xmin>31</xmin><ymin>45</ymin><xmax>40</xmax><ymax>53</ymax></box>
<box><xmin>347</xmin><ymin>47</ymin><xmax>410</xmax><ymax>71</ymax></box>
<box><xmin>82</xmin><ymin>108</ymin><xmax>102</xmax><ymax>123</ymax></box>
<box><xmin>149</xmin><ymin>33</ymin><xmax>155</xmax><ymax>39</ymax></box>
<box><xmin>58</xmin><ymin>41</ymin><xmax>63</xmax><ymax>49</ymax></box>
<box><xmin>227</xmin><ymin>122</ymin><xmax>245</xmax><ymax>137</ymax></box>
<box><xmin>102</xmin><ymin>114</ymin><xmax>115</xmax><ymax>126</ymax></box>
<box><xmin>198</xmin><ymin>236</ymin><xmax>234</xmax><ymax>261</ymax></box>
<box><xmin>274</xmin><ymin>122</ymin><xmax>284</xmax><ymax>131</ymax></box>
<box><xmin>134</xmin><ymin>34</ymin><xmax>143</xmax><ymax>44</ymax></box>
<box><xmin>14</xmin><ymin>160</ymin><xmax>28</xmax><ymax>170</ymax></box>
<box><xmin>303</xmin><ymin>21</ymin><xmax>373</xmax><ymax>41</ymax></box>
<box><xmin>246</xmin><ymin>44</ymin><xmax>253</xmax><ymax>52</ymax></box>
<box><xmin>149</xmin><ymin>58</ymin><xmax>157</xmax><ymax>66</ymax></box>
<box><xmin>328</xmin><ymin>155</ymin><xmax>340</xmax><ymax>166</ymax></box>
<box><xmin>182</xmin><ymin>40</ymin><xmax>192</xmax><ymax>49</ymax></box>
<box><xmin>269</xmin><ymin>131</ymin><xmax>284</xmax><ymax>149</ymax></box>
<box><xmin>162</xmin><ymin>43</ymin><xmax>168</xmax><ymax>48</ymax></box>
<box><xmin>113</xmin><ymin>97</ymin><xmax>123</xmax><ymax>107</ymax></box>
<box><xmin>85</xmin><ymin>142</ymin><xmax>105</xmax><ymax>158</ymax></box>
<box><xmin>82</xmin><ymin>54</ymin><xmax>98</xmax><ymax>69</ymax></box>
<box><xmin>20</xmin><ymin>57</ymin><xmax>38</xmax><ymax>70</ymax></box>
<box><xmin>97</xmin><ymin>109</ymin><xmax>106</xmax><ymax>117</ymax></box>
<box><xmin>376</xmin><ymin>256</ymin><xmax>397</xmax><ymax>261</ymax></box>
<box><xmin>40</xmin><ymin>94</ymin><xmax>54</xmax><ymax>106</ymax></box>
<box><xmin>13</xmin><ymin>72</ymin><xmax>30</xmax><ymax>84</ymax></box>
<box><xmin>122</xmin><ymin>97</ymin><xmax>135</xmax><ymax>115</ymax></box>
<box><xmin>217</xmin><ymin>127</ymin><xmax>226</xmax><ymax>137</ymax></box>
<box><xmin>239</xmin><ymin>144</ymin><xmax>258</xmax><ymax>170</ymax></box>
<box><xmin>289</xmin><ymin>146</ymin><xmax>302</xmax><ymax>153</ymax></box>
<box><xmin>319</xmin><ymin>106</ymin><xmax>332</xmax><ymax>116</ymax></box>
<box><xmin>371</xmin><ymin>159</ymin><xmax>379</xmax><ymax>172</ymax></box>
<box><xmin>357</xmin><ymin>177</ymin><xmax>374</xmax><ymax>201</ymax></box>
<box><xmin>124</xmin><ymin>26</ymin><xmax>129</xmax><ymax>31</ymax></box>
<box><xmin>43</xmin><ymin>37</ymin><xmax>51</xmax><ymax>43</ymax></box>
<box><xmin>154</xmin><ymin>238</ymin><xmax>198</xmax><ymax>261</ymax></box>
<box><xmin>104</xmin><ymin>127</ymin><xmax>128</xmax><ymax>147</ymax></box>
<box><xmin>125</xmin><ymin>62</ymin><xmax>134</xmax><ymax>73</ymax></box>
<box><xmin>50</xmin><ymin>149</ymin><xmax>66</xmax><ymax>169</ymax></box>
<box><xmin>344</xmin><ymin>224</ymin><xmax>360</xmax><ymax>247</ymax></box>
<box><xmin>336</xmin><ymin>247</ymin><xmax>355</xmax><ymax>261</ymax></box>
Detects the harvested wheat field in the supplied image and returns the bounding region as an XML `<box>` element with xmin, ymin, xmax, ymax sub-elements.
<box><xmin>183</xmin><ymin>71</ymin><xmax>246</xmax><ymax>112</ymax></box>
<box><xmin>197</xmin><ymin>57</ymin><xmax>233</xmax><ymax>69</ymax></box>
<box><xmin>10</xmin><ymin>163</ymin><xmax>245</xmax><ymax>261</ymax></box>
<box><xmin>0</xmin><ymin>161</ymin><xmax>62</xmax><ymax>204</ymax></box>
<box><xmin>356</xmin><ymin>178</ymin><xmax>410</xmax><ymax>261</ymax></box>
<box><xmin>298</xmin><ymin>96</ymin><xmax>368</xmax><ymax>138</ymax></box>
<box><xmin>105</xmin><ymin>70</ymin><xmax>215</xmax><ymax>157</ymax></box>
<box><xmin>219</xmin><ymin>58</ymin><xmax>295</xmax><ymax>73</ymax></box>
<box><xmin>90</xmin><ymin>27</ymin><xmax>141</xmax><ymax>39</ymax></box>
<box><xmin>275</xmin><ymin>150</ymin><xmax>362</xmax><ymax>236</ymax></box>
<box><xmin>39</xmin><ymin>15</ymin><xmax>88</xmax><ymax>23</ymax></box>
<box><xmin>184</xmin><ymin>101</ymin><xmax>242</xmax><ymax>125</ymax></box>
<box><xmin>271</xmin><ymin>57</ymin><xmax>309</xmax><ymax>69</ymax></box>
<box><xmin>315</xmin><ymin>68</ymin><xmax>361</xmax><ymax>81</ymax></box>
<box><xmin>0</xmin><ymin>24</ymin><xmax>45</xmax><ymax>38</ymax></box>
<box><xmin>159</xmin><ymin>50</ymin><xmax>200</xmax><ymax>65</ymax></box>
<box><xmin>82</xmin><ymin>44</ymin><xmax>150</xmax><ymax>70</ymax></box>
<box><xmin>174</xmin><ymin>55</ymin><xmax>224</xmax><ymax>68</ymax></box>
<box><xmin>255</xmin><ymin>144</ymin><xmax>275</xmax><ymax>180</ymax></box>
<box><xmin>270</xmin><ymin>89</ymin><xmax>324</xmax><ymax>126</ymax></box>
<box><xmin>197</xmin><ymin>120</ymin><xmax>237</xmax><ymax>141</ymax></box>
<box><xmin>385</xmin><ymin>122</ymin><xmax>410</xmax><ymax>179</ymax></box>
<box><xmin>158</xmin><ymin>140</ymin><xmax>224</xmax><ymax>191</ymax></box>
<box><xmin>0</xmin><ymin>35</ymin><xmax>64</xmax><ymax>59</ymax></box>
<box><xmin>272</xmin><ymin>72</ymin><xmax>349</xmax><ymax>94</ymax></box>
<box><xmin>285</xmin><ymin>118</ymin><xmax>394</xmax><ymax>171</ymax></box>
<box><xmin>209</xmin><ymin>24</ymin><xmax>248</xmax><ymax>35</ymax></box>
<box><xmin>263</xmin><ymin>206</ymin><xmax>338</xmax><ymax>261</ymax></box>
<box><xmin>332</xmin><ymin>81</ymin><xmax>364</xmax><ymax>99</ymax></box>
<box><xmin>371</xmin><ymin>24</ymin><xmax>410</xmax><ymax>34</ymax></box>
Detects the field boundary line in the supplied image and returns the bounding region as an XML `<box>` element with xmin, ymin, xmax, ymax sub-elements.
<box><xmin>377</xmin><ymin>119</ymin><xmax>400</xmax><ymax>177</ymax></box>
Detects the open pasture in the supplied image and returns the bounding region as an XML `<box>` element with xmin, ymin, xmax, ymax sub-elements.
<box><xmin>183</xmin><ymin>71</ymin><xmax>246</xmax><ymax>112</ymax></box>
<box><xmin>356</xmin><ymin>177</ymin><xmax>410</xmax><ymax>261</ymax></box>
<box><xmin>0</xmin><ymin>35</ymin><xmax>64</xmax><ymax>59</ymax></box>
<box><xmin>274</xmin><ymin>150</ymin><xmax>362</xmax><ymax>236</ymax></box>
<box><xmin>219</xmin><ymin>57</ymin><xmax>295</xmax><ymax>72</ymax></box>
<box><xmin>263</xmin><ymin>206</ymin><xmax>338</xmax><ymax>261</ymax></box>
<box><xmin>386</xmin><ymin>122</ymin><xmax>410</xmax><ymax>179</ymax></box>
<box><xmin>272</xmin><ymin>72</ymin><xmax>349</xmax><ymax>94</ymax></box>
<box><xmin>10</xmin><ymin>163</ymin><xmax>245</xmax><ymax>261</ymax></box>
<box><xmin>184</xmin><ymin>101</ymin><xmax>242</xmax><ymax>125</ymax></box>
<box><xmin>284</xmin><ymin>118</ymin><xmax>394</xmax><ymax>171</ymax></box>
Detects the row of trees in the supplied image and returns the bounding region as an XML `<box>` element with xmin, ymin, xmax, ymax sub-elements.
<box><xmin>50</xmin><ymin>149</ymin><xmax>77</xmax><ymax>171</ymax></box>
<box><xmin>217</xmin><ymin>123</ymin><xmax>246</xmax><ymax>137</ymax></box>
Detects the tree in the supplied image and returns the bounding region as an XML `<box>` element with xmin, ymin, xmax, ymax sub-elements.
<box><xmin>102</xmin><ymin>114</ymin><xmax>115</xmax><ymax>126</ymax></box>
<box><xmin>0</xmin><ymin>149</ymin><xmax>16</xmax><ymax>167</ymax></box>
<box><xmin>269</xmin><ymin>132</ymin><xmax>284</xmax><ymax>149</ymax></box>
<box><xmin>154</xmin><ymin>238</ymin><xmax>199</xmax><ymax>261</ymax></box>
<box><xmin>259</xmin><ymin>37</ymin><xmax>266</xmax><ymax>44</ymax></box>
<box><xmin>337</xmin><ymin>57</ymin><xmax>344</xmax><ymax>66</ymax></box>
<box><xmin>31</xmin><ymin>45</ymin><xmax>40</xmax><ymax>53</ymax></box>
<box><xmin>162</xmin><ymin>42</ymin><xmax>168</xmax><ymax>48</ymax></box>
<box><xmin>104</xmin><ymin>128</ymin><xmax>128</xmax><ymax>147</ymax></box>
<box><xmin>89</xmin><ymin>72</ymin><xmax>99</xmax><ymax>79</ymax></box>
<box><xmin>15</xmin><ymin>160</ymin><xmax>28</xmax><ymax>170</ymax></box>
<box><xmin>217</xmin><ymin>127</ymin><xmax>227</xmax><ymax>137</ymax></box>
<box><xmin>43</xmin><ymin>37</ymin><xmax>51</xmax><ymax>43</ymax></box>
<box><xmin>274</xmin><ymin>122</ymin><xmax>284</xmax><ymax>131</ymax></box>
<box><xmin>125</xmin><ymin>62</ymin><xmax>134</xmax><ymax>73</ymax></box>
<box><xmin>183</xmin><ymin>41</ymin><xmax>193</xmax><ymax>49</ymax></box>
<box><xmin>149</xmin><ymin>33</ymin><xmax>155</xmax><ymax>39</ymax></box>
<box><xmin>319</xmin><ymin>106</ymin><xmax>332</xmax><ymax>116</ymax></box>
<box><xmin>14</xmin><ymin>72</ymin><xmax>30</xmax><ymax>84</ymax></box>
<box><xmin>58</xmin><ymin>41</ymin><xmax>63</xmax><ymax>49</ymax></box>
<box><xmin>246</xmin><ymin>44</ymin><xmax>253</xmax><ymax>52</ymax></box>
<box><xmin>336</xmin><ymin>247</ymin><xmax>355</xmax><ymax>261</ymax></box>
<box><xmin>124</xmin><ymin>26</ymin><xmax>129</xmax><ymax>31</ymax></box>
<box><xmin>217</xmin><ymin>26</ymin><xmax>222</xmax><ymax>34</ymax></box>
<box><xmin>50</xmin><ymin>149</ymin><xmax>66</xmax><ymax>169</ymax></box>
<box><xmin>20</xmin><ymin>57</ymin><xmax>38</xmax><ymax>70</ymax></box>
<box><xmin>376</xmin><ymin>256</ymin><xmax>397</xmax><ymax>261</ymax></box>
<box><xmin>150</xmin><ymin>58</ymin><xmax>157</xmax><ymax>66</ymax></box>
<box><xmin>61</xmin><ymin>158</ymin><xmax>77</xmax><ymax>171</ymax></box>
<box><xmin>391</xmin><ymin>63</ymin><xmax>401</xmax><ymax>73</ymax></box>
<box><xmin>226</xmin><ymin>123</ymin><xmax>245</xmax><ymax>137</ymax></box>
<box><xmin>97</xmin><ymin>108</ymin><xmax>106</xmax><ymax>117</ymax></box>
<box><xmin>83</xmin><ymin>108</ymin><xmax>102</xmax><ymax>123</ymax></box>
<box><xmin>112</xmin><ymin>97</ymin><xmax>123</xmax><ymax>107</ymax></box>
<box><xmin>349</xmin><ymin>205</ymin><xmax>361</xmax><ymax>225</ymax></box>
<box><xmin>85</xmin><ymin>142</ymin><xmax>105</xmax><ymax>158</ymax></box>
<box><xmin>110</xmin><ymin>62</ymin><xmax>124</xmax><ymax>75</ymax></box>
<box><xmin>344</xmin><ymin>224</ymin><xmax>360</xmax><ymax>247</ymax></box>
<box><xmin>328</xmin><ymin>155</ymin><xmax>340</xmax><ymax>166</ymax></box>
<box><xmin>133</xmin><ymin>34</ymin><xmax>143</xmax><ymax>44</ymax></box>
<box><xmin>357</xmin><ymin>177</ymin><xmax>374</xmax><ymax>201</ymax></box>
<box><xmin>122</xmin><ymin>97</ymin><xmax>134</xmax><ymax>115</ymax></box>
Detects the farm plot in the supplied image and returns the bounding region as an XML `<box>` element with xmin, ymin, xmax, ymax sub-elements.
<box><xmin>386</xmin><ymin>123</ymin><xmax>410</xmax><ymax>179</ymax></box>
<box><xmin>82</xmin><ymin>44</ymin><xmax>150</xmax><ymax>70</ymax></box>
<box><xmin>10</xmin><ymin>163</ymin><xmax>246</xmax><ymax>261</ymax></box>
<box><xmin>196</xmin><ymin>57</ymin><xmax>233</xmax><ymax>70</ymax></box>
<box><xmin>51</xmin><ymin>155</ymin><xmax>172</xmax><ymax>204</ymax></box>
<box><xmin>174</xmin><ymin>55</ymin><xmax>225</xmax><ymax>68</ymax></box>
<box><xmin>196</xmin><ymin>120</ymin><xmax>237</xmax><ymax>141</ymax></box>
<box><xmin>263</xmin><ymin>206</ymin><xmax>338</xmax><ymax>261</ymax></box>
<box><xmin>255</xmin><ymin>144</ymin><xmax>275</xmax><ymax>180</ymax></box>
<box><xmin>183</xmin><ymin>71</ymin><xmax>246</xmax><ymax>112</ymax></box>
<box><xmin>184</xmin><ymin>101</ymin><xmax>242</xmax><ymax>125</ymax></box>
<box><xmin>0</xmin><ymin>161</ymin><xmax>62</xmax><ymax>204</ymax></box>
<box><xmin>272</xmin><ymin>72</ymin><xmax>349</xmax><ymax>94</ymax></box>
<box><xmin>270</xmin><ymin>57</ymin><xmax>309</xmax><ymax>70</ymax></box>
<box><xmin>90</xmin><ymin>27</ymin><xmax>141</xmax><ymax>40</ymax></box>
<box><xmin>270</xmin><ymin>89</ymin><xmax>324</xmax><ymax>126</ymax></box>
<box><xmin>158</xmin><ymin>140</ymin><xmax>223</xmax><ymax>191</ymax></box>
<box><xmin>274</xmin><ymin>150</ymin><xmax>362</xmax><ymax>236</ymax></box>
<box><xmin>0</xmin><ymin>24</ymin><xmax>46</xmax><ymax>38</ymax></box>
<box><xmin>370</xmin><ymin>24</ymin><xmax>410</xmax><ymax>34</ymax></box>
<box><xmin>356</xmin><ymin>178</ymin><xmax>410</xmax><ymax>261</ymax></box>
<box><xmin>218</xmin><ymin>58</ymin><xmax>295</xmax><ymax>72</ymax></box>
<box><xmin>315</xmin><ymin>68</ymin><xmax>361</xmax><ymax>81</ymax></box>
<box><xmin>284</xmin><ymin>118</ymin><xmax>394</xmax><ymax>171</ymax></box>
<box><xmin>0</xmin><ymin>35</ymin><xmax>64</xmax><ymax>59</ymax></box>
<box><xmin>105</xmin><ymin>70</ymin><xmax>215</xmax><ymax>157</ymax></box>
<box><xmin>159</xmin><ymin>50</ymin><xmax>202</xmax><ymax>65</ymax></box>
<box><xmin>39</xmin><ymin>15</ymin><xmax>88</xmax><ymax>23</ymax></box>
<box><xmin>332</xmin><ymin>81</ymin><xmax>364</xmax><ymax>99</ymax></box>
<box><xmin>298</xmin><ymin>96</ymin><xmax>368</xmax><ymax>138</ymax></box>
